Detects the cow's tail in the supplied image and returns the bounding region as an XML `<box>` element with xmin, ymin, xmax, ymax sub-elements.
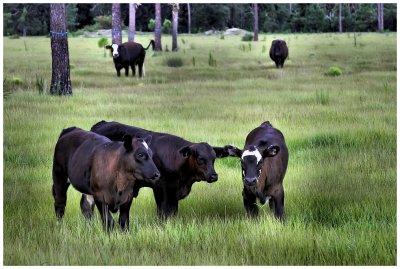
<box><xmin>58</xmin><ymin>127</ymin><xmax>77</xmax><ymax>139</ymax></box>
<box><xmin>144</xmin><ymin>40</ymin><xmax>155</xmax><ymax>51</ymax></box>
<box><xmin>90</xmin><ymin>120</ymin><xmax>107</xmax><ymax>132</ymax></box>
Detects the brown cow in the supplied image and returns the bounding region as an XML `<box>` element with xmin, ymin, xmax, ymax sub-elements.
<box><xmin>82</xmin><ymin>120</ymin><xmax>239</xmax><ymax>219</ymax></box>
<box><xmin>52</xmin><ymin>127</ymin><xmax>160</xmax><ymax>231</ymax></box>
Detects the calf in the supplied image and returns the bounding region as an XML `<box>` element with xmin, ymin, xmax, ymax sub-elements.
<box><xmin>82</xmin><ymin>120</ymin><xmax>239</xmax><ymax>219</ymax></box>
<box><xmin>230</xmin><ymin>121</ymin><xmax>289</xmax><ymax>220</ymax></box>
<box><xmin>106</xmin><ymin>40</ymin><xmax>154</xmax><ymax>77</ymax></box>
<box><xmin>269</xmin><ymin>39</ymin><xmax>288</xmax><ymax>68</ymax></box>
<box><xmin>52</xmin><ymin>127</ymin><xmax>160</xmax><ymax>231</ymax></box>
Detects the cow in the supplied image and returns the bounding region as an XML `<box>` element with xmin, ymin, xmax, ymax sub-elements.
<box><xmin>80</xmin><ymin>120</ymin><xmax>240</xmax><ymax>219</ymax></box>
<box><xmin>105</xmin><ymin>40</ymin><xmax>155</xmax><ymax>77</ymax></box>
<box><xmin>52</xmin><ymin>127</ymin><xmax>160</xmax><ymax>231</ymax></box>
<box><xmin>269</xmin><ymin>39</ymin><xmax>289</xmax><ymax>68</ymax></box>
<box><xmin>228</xmin><ymin>121</ymin><xmax>289</xmax><ymax>221</ymax></box>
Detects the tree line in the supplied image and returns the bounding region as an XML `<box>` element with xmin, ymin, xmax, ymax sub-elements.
<box><xmin>4</xmin><ymin>3</ymin><xmax>397</xmax><ymax>37</ymax></box>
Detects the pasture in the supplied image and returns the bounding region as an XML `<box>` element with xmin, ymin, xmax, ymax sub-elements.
<box><xmin>3</xmin><ymin>32</ymin><xmax>397</xmax><ymax>265</ymax></box>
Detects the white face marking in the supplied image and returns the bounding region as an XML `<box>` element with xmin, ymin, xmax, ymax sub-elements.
<box><xmin>85</xmin><ymin>194</ymin><xmax>95</xmax><ymax>206</ymax></box>
<box><xmin>111</xmin><ymin>44</ymin><xmax>119</xmax><ymax>57</ymax></box>
<box><xmin>142</xmin><ymin>141</ymin><xmax>149</xmax><ymax>150</ymax></box>
<box><xmin>241</xmin><ymin>149</ymin><xmax>262</xmax><ymax>164</ymax></box>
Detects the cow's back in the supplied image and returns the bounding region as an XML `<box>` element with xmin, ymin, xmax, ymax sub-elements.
<box><xmin>123</xmin><ymin>42</ymin><xmax>144</xmax><ymax>62</ymax></box>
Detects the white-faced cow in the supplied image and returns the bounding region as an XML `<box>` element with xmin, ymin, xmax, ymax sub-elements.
<box><xmin>228</xmin><ymin>121</ymin><xmax>289</xmax><ymax>221</ymax></box>
<box><xmin>80</xmin><ymin>120</ymin><xmax>240</xmax><ymax>219</ymax></box>
<box><xmin>106</xmin><ymin>40</ymin><xmax>154</xmax><ymax>77</ymax></box>
<box><xmin>52</xmin><ymin>127</ymin><xmax>160</xmax><ymax>231</ymax></box>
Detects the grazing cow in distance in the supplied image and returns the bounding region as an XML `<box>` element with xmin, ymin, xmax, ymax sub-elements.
<box><xmin>269</xmin><ymin>39</ymin><xmax>289</xmax><ymax>68</ymax></box>
<box><xmin>106</xmin><ymin>40</ymin><xmax>155</xmax><ymax>77</ymax></box>
<box><xmin>81</xmin><ymin>120</ymin><xmax>240</xmax><ymax>219</ymax></box>
<box><xmin>52</xmin><ymin>127</ymin><xmax>160</xmax><ymax>231</ymax></box>
<box><xmin>228</xmin><ymin>121</ymin><xmax>289</xmax><ymax>221</ymax></box>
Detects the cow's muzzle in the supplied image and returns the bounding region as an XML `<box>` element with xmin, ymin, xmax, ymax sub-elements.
<box><xmin>244</xmin><ymin>177</ymin><xmax>258</xmax><ymax>186</ymax></box>
<box><xmin>207</xmin><ymin>173</ymin><xmax>218</xmax><ymax>183</ymax></box>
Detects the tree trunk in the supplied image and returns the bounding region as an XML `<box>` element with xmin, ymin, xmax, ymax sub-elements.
<box><xmin>187</xmin><ymin>3</ymin><xmax>191</xmax><ymax>34</ymax></box>
<box><xmin>128</xmin><ymin>3</ymin><xmax>137</xmax><ymax>42</ymax></box>
<box><xmin>338</xmin><ymin>3</ymin><xmax>342</xmax><ymax>33</ymax></box>
<box><xmin>289</xmin><ymin>3</ymin><xmax>292</xmax><ymax>14</ymax></box>
<box><xmin>112</xmin><ymin>4</ymin><xmax>122</xmax><ymax>44</ymax></box>
<box><xmin>50</xmin><ymin>4</ymin><xmax>72</xmax><ymax>95</ymax></box>
<box><xmin>172</xmin><ymin>4</ymin><xmax>179</xmax><ymax>51</ymax></box>
<box><xmin>154</xmin><ymin>3</ymin><xmax>162</xmax><ymax>51</ymax></box>
<box><xmin>377</xmin><ymin>3</ymin><xmax>384</xmax><ymax>32</ymax></box>
<box><xmin>253</xmin><ymin>3</ymin><xmax>258</xmax><ymax>41</ymax></box>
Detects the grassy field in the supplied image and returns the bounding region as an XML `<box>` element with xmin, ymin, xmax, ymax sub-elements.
<box><xmin>3</xmin><ymin>32</ymin><xmax>397</xmax><ymax>265</ymax></box>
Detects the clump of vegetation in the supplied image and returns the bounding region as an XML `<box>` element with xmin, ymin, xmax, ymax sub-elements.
<box><xmin>325</xmin><ymin>66</ymin><xmax>342</xmax><ymax>76</ymax></box>
<box><xmin>192</xmin><ymin>56</ymin><xmax>196</xmax><ymax>66</ymax></box>
<box><xmin>181</xmin><ymin>38</ymin><xmax>186</xmax><ymax>44</ymax></box>
<box><xmin>9</xmin><ymin>34</ymin><xmax>20</xmax><ymax>39</ymax></box>
<box><xmin>220</xmin><ymin>35</ymin><xmax>224</xmax><ymax>40</ymax></box>
<box><xmin>316</xmin><ymin>89</ymin><xmax>330</xmax><ymax>105</ymax></box>
<box><xmin>97</xmin><ymin>37</ymin><xmax>108</xmax><ymax>57</ymax></box>
<box><xmin>35</xmin><ymin>75</ymin><xmax>45</xmax><ymax>95</ymax></box>
<box><xmin>262</xmin><ymin>45</ymin><xmax>266</xmax><ymax>53</ymax></box>
<box><xmin>164</xmin><ymin>56</ymin><xmax>184</xmax><ymax>67</ymax></box>
<box><xmin>12</xmin><ymin>77</ymin><xmax>24</xmax><ymax>85</ymax></box>
<box><xmin>208</xmin><ymin>52</ymin><xmax>217</xmax><ymax>67</ymax></box>
<box><xmin>190</xmin><ymin>43</ymin><xmax>196</xmax><ymax>50</ymax></box>
<box><xmin>241</xmin><ymin>33</ymin><xmax>253</xmax><ymax>41</ymax></box>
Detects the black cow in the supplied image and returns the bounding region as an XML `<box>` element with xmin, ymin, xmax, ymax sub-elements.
<box><xmin>229</xmin><ymin>121</ymin><xmax>289</xmax><ymax>220</ymax></box>
<box><xmin>52</xmin><ymin>127</ymin><xmax>160</xmax><ymax>231</ymax></box>
<box><xmin>105</xmin><ymin>40</ymin><xmax>154</xmax><ymax>77</ymax></box>
<box><xmin>81</xmin><ymin>120</ymin><xmax>239</xmax><ymax>219</ymax></box>
<box><xmin>269</xmin><ymin>39</ymin><xmax>289</xmax><ymax>68</ymax></box>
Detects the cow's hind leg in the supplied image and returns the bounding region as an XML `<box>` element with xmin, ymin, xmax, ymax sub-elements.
<box><xmin>52</xmin><ymin>165</ymin><xmax>70</xmax><ymax>221</ymax></box>
<box><xmin>271</xmin><ymin>187</ymin><xmax>285</xmax><ymax>222</ymax></box>
<box><xmin>242</xmin><ymin>187</ymin><xmax>258</xmax><ymax>218</ymax></box>
<box><xmin>80</xmin><ymin>194</ymin><xmax>95</xmax><ymax>220</ymax></box>
<box><xmin>124</xmin><ymin>66</ymin><xmax>129</xmax><ymax>76</ymax></box>
<box><xmin>131</xmin><ymin>64</ymin><xmax>136</xmax><ymax>77</ymax></box>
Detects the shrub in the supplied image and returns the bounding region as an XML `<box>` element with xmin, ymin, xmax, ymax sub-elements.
<box><xmin>164</xmin><ymin>56</ymin><xmax>184</xmax><ymax>67</ymax></box>
<box><xmin>98</xmin><ymin>37</ymin><xmax>108</xmax><ymax>57</ymax></box>
<box><xmin>148</xmin><ymin>19</ymin><xmax>155</xmax><ymax>31</ymax></box>
<box><xmin>241</xmin><ymin>33</ymin><xmax>253</xmax><ymax>41</ymax></box>
<box><xmin>325</xmin><ymin>66</ymin><xmax>342</xmax><ymax>76</ymax></box>
<box><xmin>94</xmin><ymin>15</ymin><xmax>112</xmax><ymax>29</ymax></box>
<box><xmin>162</xmin><ymin>19</ymin><xmax>172</xmax><ymax>34</ymax></box>
<box><xmin>9</xmin><ymin>34</ymin><xmax>20</xmax><ymax>39</ymax></box>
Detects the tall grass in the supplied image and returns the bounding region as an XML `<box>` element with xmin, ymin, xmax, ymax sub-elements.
<box><xmin>3</xmin><ymin>32</ymin><xmax>397</xmax><ymax>265</ymax></box>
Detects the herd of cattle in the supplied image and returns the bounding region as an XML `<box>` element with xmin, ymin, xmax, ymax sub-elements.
<box><xmin>53</xmin><ymin>121</ymin><xmax>288</xmax><ymax>231</ymax></box>
<box><xmin>52</xmin><ymin>38</ymin><xmax>289</xmax><ymax>231</ymax></box>
<box><xmin>105</xmin><ymin>39</ymin><xmax>289</xmax><ymax>78</ymax></box>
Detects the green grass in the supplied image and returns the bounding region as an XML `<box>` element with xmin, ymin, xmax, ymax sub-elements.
<box><xmin>3</xmin><ymin>32</ymin><xmax>397</xmax><ymax>265</ymax></box>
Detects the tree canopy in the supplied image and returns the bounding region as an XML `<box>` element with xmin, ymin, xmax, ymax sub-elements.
<box><xmin>3</xmin><ymin>3</ymin><xmax>397</xmax><ymax>36</ymax></box>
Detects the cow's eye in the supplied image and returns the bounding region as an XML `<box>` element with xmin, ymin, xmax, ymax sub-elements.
<box><xmin>197</xmin><ymin>158</ymin><xmax>205</xmax><ymax>165</ymax></box>
<box><xmin>137</xmin><ymin>153</ymin><xmax>146</xmax><ymax>159</ymax></box>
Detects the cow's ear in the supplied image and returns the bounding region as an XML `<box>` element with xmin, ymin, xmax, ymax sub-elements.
<box><xmin>144</xmin><ymin>135</ymin><xmax>152</xmax><ymax>145</ymax></box>
<box><xmin>105</xmin><ymin>45</ymin><xmax>112</xmax><ymax>50</ymax></box>
<box><xmin>179</xmin><ymin>146</ymin><xmax>192</xmax><ymax>157</ymax></box>
<box><xmin>123</xmin><ymin>134</ymin><xmax>133</xmax><ymax>152</ymax></box>
<box><xmin>213</xmin><ymin>145</ymin><xmax>242</xmax><ymax>158</ymax></box>
<box><xmin>262</xmin><ymin>145</ymin><xmax>279</xmax><ymax>158</ymax></box>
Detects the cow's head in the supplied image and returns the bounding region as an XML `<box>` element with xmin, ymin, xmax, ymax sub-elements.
<box><xmin>179</xmin><ymin>142</ymin><xmax>224</xmax><ymax>183</ymax></box>
<box><xmin>105</xmin><ymin>44</ymin><xmax>123</xmax><ymax>59</ymax></box>
<box><xmin>121</xmin><ymin>135</ymin><xmax>160</xmax><ymax>182</ymax></box>
<box><xmin>240</xmin><ymin>143</ymin><xmax>279</xmax><ymax>186</ymax></box>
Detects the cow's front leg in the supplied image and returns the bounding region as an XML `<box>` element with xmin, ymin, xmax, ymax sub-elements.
<box><xmin>119</xmin><ymin>198</ymin><xmax>133</xmax><ymax>231</ymax></box>
<box><xmin>95</xmin><ymin>200</ymin><xmax>114</xmax><ymax>232</ymax></box>
<box><xmin>243</xmin><ymin>187</ymin><xmax>258</xmax><ymax>218</ymax></box>
<box><xmin>124</xmin><ymin>66</ymin><xmax>129</xmax><ymax>76</ymax></box>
